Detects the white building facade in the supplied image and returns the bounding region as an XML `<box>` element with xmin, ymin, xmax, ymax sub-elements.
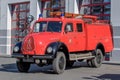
<box><xmin>111</xmin><ymin>0</ymin><xmax>120</xmax><ymax>61</ymax></box>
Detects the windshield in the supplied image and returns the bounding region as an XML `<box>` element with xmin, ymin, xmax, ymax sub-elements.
<box><xmin>33</xmin><ymin>21</ymin><xmax>62</xmax><ymax>32</ymax></box>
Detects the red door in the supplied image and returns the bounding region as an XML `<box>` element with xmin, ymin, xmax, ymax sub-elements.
<box><xmin>62</xmin><ymin>23</ymin><xmax>76</xmax><ymax>52</ymax></box>
<box><xmin>74</xmin><ymin>22</ymin><xmax>86</xmax><ymax>51</ymax></box>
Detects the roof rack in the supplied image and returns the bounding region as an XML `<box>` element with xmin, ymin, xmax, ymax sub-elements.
<box><xmin>50</xmin><ymin>11</ymin><xmax>80</xmax><ymax>18</ymax></box>
<box><xmin>50</xmin><ymin>12</ymin><xmax>109</xmax><ymax>24</ymax></box>
<box><xmin>95</xmin><ymin>20</ymin><xmax>109</xmax><ymax>24</ymax></box>
<box><xmin>76</xmin><ymin>15</ymin><xmax>98</xmax><ymax>24</ymax></box>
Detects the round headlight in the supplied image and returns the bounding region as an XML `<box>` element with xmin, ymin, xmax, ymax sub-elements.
<box><xmin>47</xmin><ymin>47</ymin><xmax>53</xmax><ymax>53</ymax></box>
<box><xmin>13</xmin><ymin>46</ymin><xmax>19</xmax><ymax>52</ymax></box>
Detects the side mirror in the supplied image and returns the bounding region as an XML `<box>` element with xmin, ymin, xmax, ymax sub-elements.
<box><xmin>27</xmin><ymin>15</ymin><xmax>34</xmax><ymax>24</ymax></box>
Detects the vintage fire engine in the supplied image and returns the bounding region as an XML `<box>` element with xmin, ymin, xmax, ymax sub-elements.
<box><xmin>12</xmin><ymin>13</ymin><xmax>113</xmax><ymax>74</ymax></box>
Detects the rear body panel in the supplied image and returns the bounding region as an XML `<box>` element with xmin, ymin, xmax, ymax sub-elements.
<box><xmin>86</xmin><ymin>24</ymin><xmax>113</xmax><ymax>52</ymax></box>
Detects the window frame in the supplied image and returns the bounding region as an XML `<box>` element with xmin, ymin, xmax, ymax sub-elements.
<box><xmin>64</xmin><ymin>23</ymin><xmax>74</xmax><ymax>32</ymax></box>
<box><xmin>76</xmin><ymin>23</ymin><xmax>83</xmax><ymax>32</ymax></box>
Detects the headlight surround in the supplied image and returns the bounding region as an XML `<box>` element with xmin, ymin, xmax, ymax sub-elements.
<box><xmin>47</xmin><ymin>47</ymin><xmax>53</xmax><ymax>53</ymax></box>
<box><xmin>13</xmin><ymin>46</ymin><xmax>19</xmax><ymax>52</ymax></box>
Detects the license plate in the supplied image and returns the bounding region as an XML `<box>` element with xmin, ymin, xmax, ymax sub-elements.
<box><xmin>23</xmin><ymin>58</ymin><xmax>34</xmax><ymax>62</ymax></box>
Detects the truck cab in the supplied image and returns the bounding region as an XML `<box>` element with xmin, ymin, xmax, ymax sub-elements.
<box><xmin>12</xmin><ymin>14</ymin><xmax>113</xmax><ymax>74</ymax></box>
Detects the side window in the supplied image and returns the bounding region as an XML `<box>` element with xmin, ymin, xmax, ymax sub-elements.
<box><xmin>65</xmin><ymin>23</ymin><xmax>73</xmax><ymax>32</ymax></box>
<box><xmin>76</xmin><ymin>23</ymin><xmax>83</xmax><ymax>32</ymax></box>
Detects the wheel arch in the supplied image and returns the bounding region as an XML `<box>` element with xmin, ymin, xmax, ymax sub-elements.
<box><xmin>57</xmin><ymin>42</ymin><xmax>69</xmax><ymax>61</ymax></box>
<box><xmin>46</xmin><ymin>42</ymin><xmax>69</xmax><ymax>60</ymax></box>
<box><xmin>96</xmin><ymin>43</ymin><xmax>105</xmax><ymax>56</ymax></box>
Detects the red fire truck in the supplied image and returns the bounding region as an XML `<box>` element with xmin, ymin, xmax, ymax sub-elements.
<box><xmin>12</xmin><ymin>13</ymin><xmax>113</xmax><ymax>74</ymax></box>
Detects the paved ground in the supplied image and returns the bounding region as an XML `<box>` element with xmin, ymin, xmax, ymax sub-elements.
<box><xmin>0</xmin><ymin>58</ymin><xmax>120</xmax><ymax>80</ymax></box>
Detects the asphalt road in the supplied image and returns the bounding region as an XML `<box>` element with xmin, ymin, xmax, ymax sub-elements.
<box><xmin>0</xmin><ymin>58</ymin><xmax>120</xmax><ymax>80</ymax></box>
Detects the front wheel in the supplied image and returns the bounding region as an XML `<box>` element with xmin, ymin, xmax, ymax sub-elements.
<box><xmin>17</xmin><ymin>61</ymin><xmax>31</xmax><ymax>72</ymax></box>
<box><xmin>52</xmin><ymin>52</ymin><xmax>66</xmax><ymax>74</ymax></box>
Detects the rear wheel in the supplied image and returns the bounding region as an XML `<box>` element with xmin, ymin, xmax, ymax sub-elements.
<box><xmin>17</xmin><ymin>61</ymin><xmax>30</xmax><ymax>72</ymax></box>
<box><xmin>91</xmin><ymin>49</ymin><xmax>103</xmax><ymax>68</ymax></box>
<box><xmin>52</xmin><ymin>52</ymin><xmax>66</xmax><ymax>74</ymax></box>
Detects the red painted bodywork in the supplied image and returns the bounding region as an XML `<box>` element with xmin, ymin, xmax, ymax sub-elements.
<box><xmin>21</xmin><ymin>17</ymin><xmax>113</xmax><ymax>55</ymax></box>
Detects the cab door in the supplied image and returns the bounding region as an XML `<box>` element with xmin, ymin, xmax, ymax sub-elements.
<box><xmin>62</xmin><ymin>22</ymin><xmax>76</xmax><ymax>52</ymax></box>
<box><xmin>74</xmin><ymin>22</ymin><xmax>86</xmax><ymax>51</ymax></box>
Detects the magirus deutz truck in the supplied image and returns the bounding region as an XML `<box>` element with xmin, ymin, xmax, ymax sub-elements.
<box><xmin>12</xmin><ymin>12</ymin><xmax>113</xmax><ymax>74</ymax></box>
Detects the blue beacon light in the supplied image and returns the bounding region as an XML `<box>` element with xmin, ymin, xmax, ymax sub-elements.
<box><xmin>61</xmin><ymin>13</ymin><xmax>64</xmax><ymax>19</ymax></box>
<box><xmin>39</xmin><ymin>14</ymin><xmax>43</xmax><ymax>18</ymax></box>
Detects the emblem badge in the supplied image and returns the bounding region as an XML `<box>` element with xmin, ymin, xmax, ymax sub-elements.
<box><xmin>27</xmin><ymin>38</ymin><xmax>32</xmax><ymax>50</ymax></box>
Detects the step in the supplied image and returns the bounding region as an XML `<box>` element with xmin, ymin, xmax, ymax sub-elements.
<box><xmin>70</xmin><ymin>52</ymin><xmax>95</xmax><ymax>60</ymax></box>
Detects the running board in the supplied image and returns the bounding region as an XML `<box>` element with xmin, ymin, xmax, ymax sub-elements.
<box><xmin>69</xmin><ymin>52</ymin><xmax>95</xmax><ymax>61</ymax></box>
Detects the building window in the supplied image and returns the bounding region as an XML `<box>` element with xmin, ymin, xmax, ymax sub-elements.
<box><xmin>41</xmin><ymin>0</ymin><xmax>65</xmax><ymax>17</ymax></box>
<box><xmin>79</xmin><ymin>0</ymin><xmax>111</xmax><ymax>22</ymax></box>
<box><xmin>10</xmin><ymin>2</ymin><xmax>30</xmax><ymax>45</ymax></box>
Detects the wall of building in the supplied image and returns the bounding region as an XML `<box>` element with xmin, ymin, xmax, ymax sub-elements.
<box><xmin>0</xmin><ymin>0</ymin><xmax>41</xmax><ymax>56</ymax></box>
<box><xmin>0</xmin><ymin>0</ymin><xmax>1</xmax><ymax>27</ymax></box>
<box><xmin>111</xmin><ymin>0</ymin><xmax>120</xmax><ymax>26</ymax></box>
<box><xmin>110</xmin><ymin>0</ymin><xmax>120</xmax><ymax>62</ymax></box>
<box><xmin>65</xmin><ymin>0</ymin><xmax>79</xmax><ymax>14</ymax></box>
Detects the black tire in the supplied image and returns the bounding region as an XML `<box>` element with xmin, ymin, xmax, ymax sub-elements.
<box><xmin>52</xmin><ymin>52</ymin><xmax>66</xmax><ymax>74</ymax></box>
<box><xmin>17</xmin><ymin>61</ymin><xmax>30</xmax><ymax>72</ymax></box>
<box><xmin>66</xmin><ymin>61</ymin><xmax>74</xmax><ymax>68</ymax></box>
<box><xmin>91</xmin><ymin>49</ymin><xmax>103</xmax><ymax>68</ymax></box>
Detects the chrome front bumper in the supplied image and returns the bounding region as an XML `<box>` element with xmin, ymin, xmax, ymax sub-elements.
<box><xmin>12</xmin><ymin>53</ymin><xmax>54</xmax><ymax>59</ymax></box>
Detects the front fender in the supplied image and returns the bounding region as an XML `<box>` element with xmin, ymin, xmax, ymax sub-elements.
<box><xmin>45</xmin><ymin>42</ymin><xmax>68</xmax><ymax>58</ymax></box>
